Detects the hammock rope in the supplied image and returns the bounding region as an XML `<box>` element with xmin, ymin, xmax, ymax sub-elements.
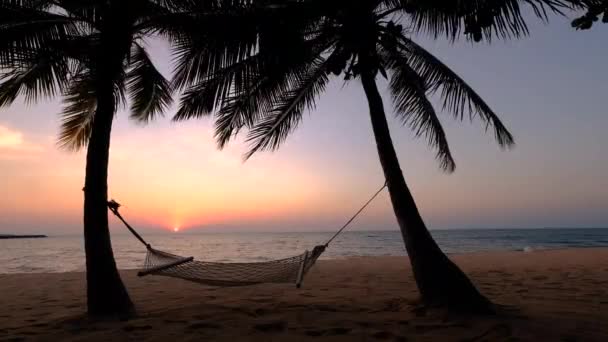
<box><xmin>323</xmin><ymin>181</ymin><xmax>388</xmax><ymax>246</ymax></box>
<box><xmin>107</xmin><ymin>182</ymin><xmax>387</xmax><ymax>288</ymax></box>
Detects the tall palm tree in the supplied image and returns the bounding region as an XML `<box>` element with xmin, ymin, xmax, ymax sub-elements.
<box><xmin>173</xmin><ymin>0</ymin><xmax>587</xmax><ymax>312</ymax></box>
<box><xmin>0</xmin><ymin>0</ymin><xmax>175</xmax><ymax>315</ymax></box>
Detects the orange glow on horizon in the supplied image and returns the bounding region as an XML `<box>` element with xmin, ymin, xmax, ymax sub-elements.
<box><xmin>1</xmin><ymin>124</ymin><xmax>392</xmax><ymax>233</ymax></box>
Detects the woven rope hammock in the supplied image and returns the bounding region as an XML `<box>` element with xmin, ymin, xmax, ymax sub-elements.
<box><xmin>108</xmin><ymin>182</ymin><xmax>386</xmax><ymax>288</ymax></box>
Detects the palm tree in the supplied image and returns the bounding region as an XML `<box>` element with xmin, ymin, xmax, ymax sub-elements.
<box><xmin>0</xmin><ymin>0</ymin><xmax>174</xmax><ymax>315</ymax></box>
<box><xmin>572</xmin><ymin>0</ymin><xmax>608</xmax><ymax>29</ymax></box>
<box><xmin>172</xmin><ymin>0</ymin><xmax>587</xmax><ymax>312</ymax></box>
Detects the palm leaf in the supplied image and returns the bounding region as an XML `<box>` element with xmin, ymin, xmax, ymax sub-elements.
<box><xmin>167</xmin><ymin>7</ymin><xmax>260</xmax><ymax>90</ymax></box>
<box><xmin>172</xmin><ymin>53</ymin><xmax>265</xmax><ymax>122</ymax></box>
<box><xmin>0</xmin><ymin>47</ymin><xmax>70</xmax><ymax>107</ymax></box>
<box><xmin>127</xmin><ymin>44</ymin><xmax>172</xmax><ymax>123</ymax></box>
<box><xmin>381</xmin><ymin>0</ymin><xmax>585</xmax><ymax>41</ymax></box>
<box><xmin>0</xmin><ymin>4</ymin><xmax>80</xmax><ymax>66</ymax></box>
<box><xmin>388</xmin><ymin>52</ymin><xmax>456</xmax><ymax>172</ymax></box>
<box><xmin>244</xmin><ymin>57</ymin><xmax>330</xmax><ymax>159</ymax></box>
<box><xmin>398</xmin><ymin>36</ymin><xmax>515</xmax><ymax>148</ymax></box>
<box><xmin>213</xmin><ymin>33</ymin><xmax>336</xmax><ymax>149</ymax></box>
<box><xmin>58</xmin><ymin>73</ymin><xmax>96</xmax><ymax>150</ymax></box>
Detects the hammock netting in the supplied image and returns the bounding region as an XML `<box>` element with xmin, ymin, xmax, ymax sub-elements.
<box><xmin>141</xmin><ymin>245</ymin><xmax>326</xmax><ymax>287</ymax></box>
<box><xmin>108</xmin><ymin>182</ymin><xmax>386</xmax><ymax>288</ymax></box>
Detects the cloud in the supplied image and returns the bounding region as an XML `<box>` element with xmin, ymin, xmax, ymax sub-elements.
<box><xmin>0</xmin><ymin>125</ymin><xmax>44</xmax><ymax>159</ymax></box>
<box><xmin>0</xmin><ymin>125</ymin><xmax>24</xmax><ymax>148</ymax></box>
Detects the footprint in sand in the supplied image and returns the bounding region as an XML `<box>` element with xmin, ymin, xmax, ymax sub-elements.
<box><xmin>305</xmin><ymin>330</ymin><xmax>322</xmax><ymax>337</ymax></box>
<box><xmin>327</xmin><ymin>327</ymin><xmax>351</xmax><ymax>335</ymax></box>
<box><xmin>250</xmin><ymin>297</ymin><xmax>273</xmax><ymax>303</ymax></box>
<box><xmin>371</xmin><ymin>331</ymin><xmax>393</xmax><ymax>340</ymax></box>
<box><xmin>164</xmin><ymin>319</ymin><xmax>187</xmax><ymax>324</ymax></box>
<box><xmin>304</xmin><ymin>328</ymin><xmax>351</xmax><ymax>336</ymax></box>
<box><xmin>383</xmin><ymin>298</ymin><xmax>407</xmax><ymax>312</ymax></box>
<box><xmin>253</xmin><ymin>321</ymin><xmax>287</xmax><ymax>332</ymax></box>
<box><xmin>313</xmin><ymin>304</ymin><xmax>338</xmax><ymax>312</ymax></box>
<box><xmin>122</xmin><ymin>324</ymin><xmax>153</xmax><ymax>332</ymax></box>
<box><xmin>253</xmin><ymin>308</ymin><xmax>268</xmax><ymax>316</ymax></box>
<box><xmin>187</xmin><ymin>322</ymin><xmax>221</xmax><ymax>330</ymax></box>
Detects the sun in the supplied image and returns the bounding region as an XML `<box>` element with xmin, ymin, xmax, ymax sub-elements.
<box><xmin>173</xmin><ymin>227</ymin><xmax>180</xmax><ymax>233</ymax></box>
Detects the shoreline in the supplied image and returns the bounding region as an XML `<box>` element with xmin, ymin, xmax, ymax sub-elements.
<box><xmin>1</xmin><ymin>248</ymin><xmax>607</xmax><ymax>341</ymax></box>
<box><xmin>2</xmin><ymin>246</ymin><xmax>608</xmax><ymax>275</ymax></box>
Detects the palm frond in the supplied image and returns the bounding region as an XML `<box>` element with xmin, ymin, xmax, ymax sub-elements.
<box><xmin>244</xmin><ymin>57</ymin><xmax>330</xmax><ymax>159</ymax></box>
<box><xmin>167</xmin><ymin>0</ymin><xmax>324</xmax><ymax>91</ymax></box>
<box><xmin>0</xmin><ymin>48</ymin><xmax>70</xmax><ymax>107</ymax></box>
<box><xmin>175</xmin><ymin>14</ymin><xmax>336</xmax><ymax>148</ymax></box>
<box><xmin>127</xmin><ymin>44</ymin><xmax>172</xmax><ymax>123</ymax></box>
<box><xmin>388</xmin><ymin>52</ymin><xmax>455</xmax><ymax>172</ymax></box>
<box><xmin>213</xmin><ymin>67</ymin><xmax>302</xmax><ymax>149</ymax></box>
<box><xmin>213</xmin><ymin>32</ymin><xmax>336</xmax><ymax>149</ymax></box>
<box><xmin>0</xmin><ymin>4</ymin><xmax>80</xmax><ymax>65</ymax></box>
<box><xmin>176</xmin><ymin>47</ymin><xmax>322</xmax><ymax>148</ymax></box>
<box><xmin>213</xmin><ymin>73</ymin><xmax>271</xmax><ymax>148</ymax></box>
<box><xmin>381</xmin><ymin>0</ymin><xmax>586</xmax><ymax>42</ymax></box>
<box><xmin>172</xmin><ymin>53</ymin><xmax>265</xmax><ymax>122</ymax></box>
<box><xmin>58</xmin><ymin>73</ymin><xmax>96</xmax><ymax>150</ymax></box>
<box><xmin>399</xmin><ymin>36</ymin><xmax>515</xmax><ymax>148</ymax></box>
<box><xmin>166</xmin><ymin>7</ymin><xmax>260</xmax><ymax>90</ymax></box>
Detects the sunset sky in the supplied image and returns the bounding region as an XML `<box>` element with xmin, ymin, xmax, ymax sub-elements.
<box><xmin>1</xmin><ymin>15</ymin><xmax>607</xmax><ymax>235</ymax></box>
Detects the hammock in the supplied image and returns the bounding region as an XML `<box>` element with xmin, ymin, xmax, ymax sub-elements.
<box><xmin>108</xmin><ymin>182</ymin><xmax>386</xmax><ymax>288</ymax></box>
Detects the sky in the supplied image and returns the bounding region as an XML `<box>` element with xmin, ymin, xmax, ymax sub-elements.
<box><xmin>1</xmin><ymin>13</ymin><xmax>607</xmax><ymax>235</ymax></box>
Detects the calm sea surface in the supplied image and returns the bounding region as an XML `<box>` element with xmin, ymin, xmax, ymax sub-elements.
<box><xmin>1</xmin><ymin>228</ymin><xmax>608</xmax><ymax>274</ymax></box>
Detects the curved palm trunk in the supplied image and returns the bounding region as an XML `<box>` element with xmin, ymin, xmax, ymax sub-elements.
<box><xmin>360</xmin><ymin>68</ymin><xmax>493</xmax><ymax>313</ymax></box>
<box><xmin>83</xmin><ymin>74</ymin><xmax>133</xmax><ymax>316</ymax></box>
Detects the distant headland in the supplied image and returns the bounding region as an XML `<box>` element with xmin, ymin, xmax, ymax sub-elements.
<box><xmin>0</xmin><ymin>234</ymin><xmax>47</xmax><ymax>239</ymax></box>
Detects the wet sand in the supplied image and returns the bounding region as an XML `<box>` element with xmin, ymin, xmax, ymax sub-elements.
<box><xmin>1</xmin><ymin>248</ymin><xmax>607</xmax><ymax>341</ymax></box>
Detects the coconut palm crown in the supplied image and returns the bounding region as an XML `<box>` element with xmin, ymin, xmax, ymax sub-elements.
<box><xmin>171</xmin><ymin>0</ymin><xmax>590</xmax><ymax>311</ymax></box>
<box><xmin>0</xmin><ymin>0</ymin><xmax>176</xmax><ymax>315</ymax></box>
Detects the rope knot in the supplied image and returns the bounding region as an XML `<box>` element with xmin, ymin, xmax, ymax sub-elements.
<box><xmin>107</xmin><ymin>199</ymin><xmax>121</xmax><ymax>212</ymax></box>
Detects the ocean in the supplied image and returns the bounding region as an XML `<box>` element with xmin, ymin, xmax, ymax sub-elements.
<box><xmin>1</xmin><ymin>228</ymin><xmax>608</xmax><ymax>274</ymax></box>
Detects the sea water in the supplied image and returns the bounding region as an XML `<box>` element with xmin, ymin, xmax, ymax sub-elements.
<box><xmin>1</xmin><ymin>228</ymin><xmax>607</xmax><ymax>273</ymax></box>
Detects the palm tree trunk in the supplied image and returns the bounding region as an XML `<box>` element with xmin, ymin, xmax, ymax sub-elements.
<box><xmin>359</xmin><ymin>67</ymin><xmax>493</xmax><ymax>313</ymax></box>
<box><xmin>83</xmin><ymin>76</ymin><xmax>133</xmax><ymax>316</ymax></box>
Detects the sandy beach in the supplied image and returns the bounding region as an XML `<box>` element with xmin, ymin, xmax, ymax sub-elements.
<box><xmin>1</xmin><ymin>248</ymin><xmax>607</xmax><ymax>341</ymax></box>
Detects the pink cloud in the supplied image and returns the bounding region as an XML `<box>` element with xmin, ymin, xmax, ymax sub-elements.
<box><xmin>0</xmin><ymin>125</ymin><xmax>44</xmax><ymax>159</ymax></box>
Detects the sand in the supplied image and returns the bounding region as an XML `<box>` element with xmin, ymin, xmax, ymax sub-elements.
<box><xmin>1</xmin><ymin>248</ymin><xmax>607</xmax><ymax>341</ymax></box>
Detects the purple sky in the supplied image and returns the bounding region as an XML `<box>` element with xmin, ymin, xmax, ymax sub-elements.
<box><xmin>1</xmin><ymin>15</ymin><xmax>607</xmax><ymax>234</ymax></box>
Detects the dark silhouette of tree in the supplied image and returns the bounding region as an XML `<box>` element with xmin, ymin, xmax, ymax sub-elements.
<box><xmin>0</xmin><ymin>0</ymin><xmax>175</xmax><ymax>315</ymax></box>
<box><xmin>0</xmin><ymin>0</ymin><xmax>596</xmax><ymax>316</ymax></box>
<box><xmin>572</xmin><ymin>0</ymin><xmax>608</xmax><ymax>29</ymax></box>
<box><xmin>173</xmin><ymin>0</ymin><xmax>590</xmax><ymax>312</ymax></box>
